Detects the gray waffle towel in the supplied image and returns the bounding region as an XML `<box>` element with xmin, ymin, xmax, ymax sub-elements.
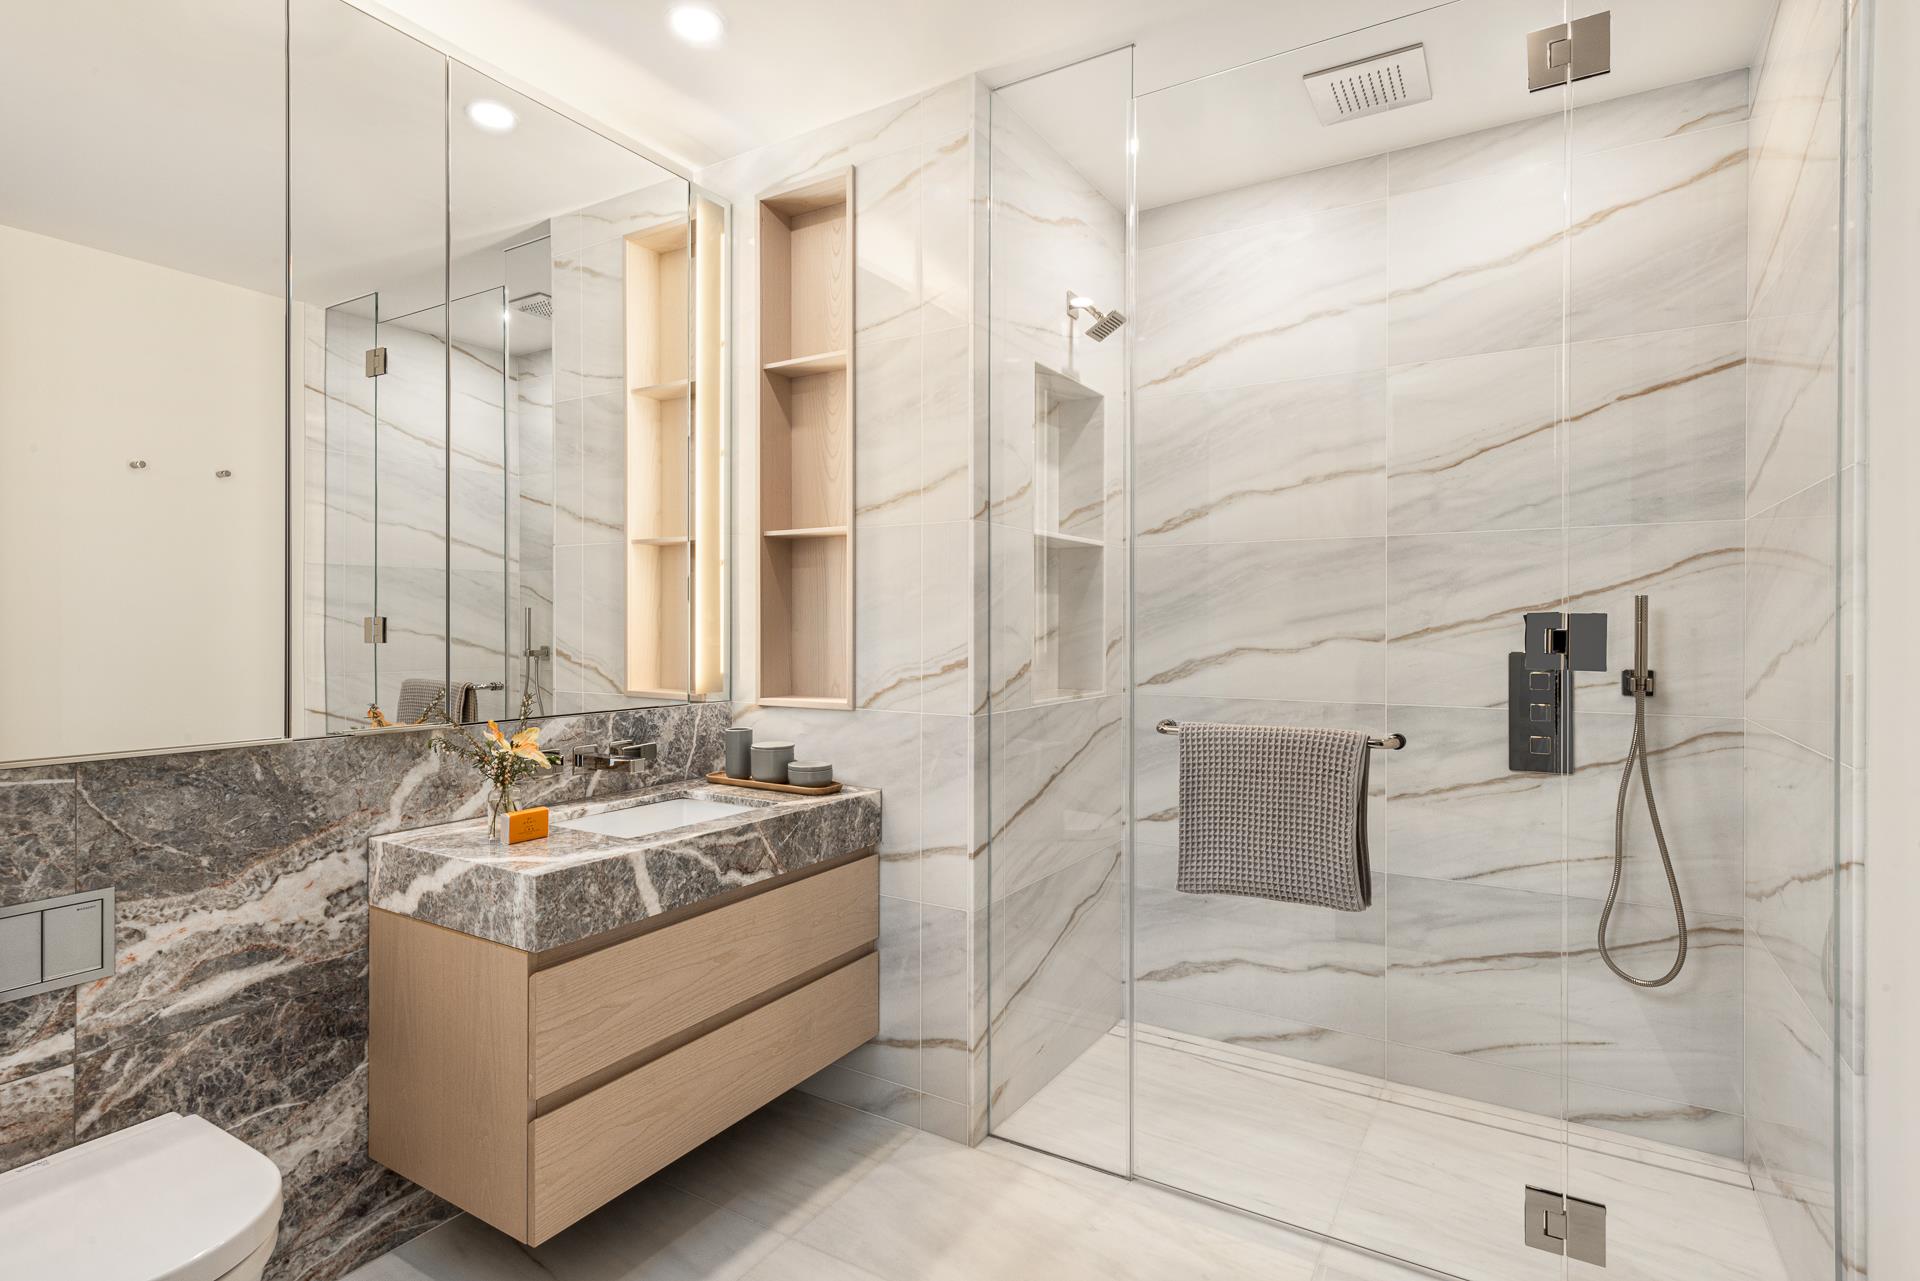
<box><xmin>1175</xmin><ymin>722</ymin><xmax>1372</xmax><ymax>911</ymax></box>
<box><xmin>396</xmin><ymin>679</ymin><xmax>477</xmax><ymax>724</ymax></box>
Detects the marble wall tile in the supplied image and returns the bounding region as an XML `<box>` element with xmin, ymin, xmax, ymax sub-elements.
<box><xmin>989</xmin><ymin>848</ymin><xmax>1124</xmax><ymax>1126</ymax></box>
<box><xmin>855</xmin><ymin>335</ymin><xmax>925</xmax><ymax>528</ymax></box>
<box><xmin>1570</xmin><ymin>70</ymin><xmax>1750</xmax><ymax>157</ymax></box>
<box><xmin>1136</xmin><ymin>204</ymin><xmax>1387</xmax><ymax>394</ymax></box>
<box><xmin>1383</xmin><ymin>875</ymin><xmax>1563</xmax><ymax>1078</ymax></box>
<box><xmin>1142</xmin><ymin>155</ymin><xmax>1387</xmax><ymax>250</ymax></box>
<box><xmin>920</xmin><ymin>902</ymin><xmax>971</xmax><ymax>1105</ymax></box>
<box><xmin>1567</xmin><ymin>324</ymin><xmax>1747</xmax><ymax>526</ymax></box>
<box><xmin>841</xmin><ymin>895</ymin><xmax>922</xmax><ymax>1089</ymax></box>
<box><xmin>1386</xmin><ymin>346</ymin><xmax>1561</xmax><ymax>535</ymax></box>
<box><xmin>1744</xmin><ymin>934</ymin><xmax>1836</xmax><ymax>1281</ymax></box>
<box><xmin>0</xmin><ymin>1065</ymin><xmax>73</xmax><ymax>1168</ymax></box>
<box><xmin>1137</xmin><ymin>538</ymin><xmax>1384</xmax><ymax>702</ymax></box>
<box><xmin>1133</xmin><ymin>991</ymin><xmax>1385</xmax><ymax>1079</ymax></box>
<box><xmin>1569</xmin><ymin>125</ymin><xmax>1748</xmax><ymax>342</ymax></box>
<box><xmin>1745</xmin><ymin>477</ymin><xmax>1838</xmax><ymax>748</ymax></box>
<box><xmin>920</xmin><ymin>326</ymin><xmax>972</xmax><ymax>525</ymax></box>
<box><xmin>919</xmin><ymin>523</ymin><xmax>972</xmax><ymax>717</ymax></box>
<box><xmin>0</xmin><ymin>990</ymin><xmax>75</xmax><ymax>1085</ymax></box>
<box><xmin>1385</xmin><ymin>530</ymin><xmax>1562</xmax><ymax>710</ymax></box>
<box><xmin>1136</xmin><ymin>372</ymin><xmax>1387</xmax><ymax>544</ymax></box>
<box><xmin>1745</xmin><ymin>306</ymin><xmax>1841</xmax><ymax>516</ymax></box>
<box><xmin>988</xmin><ymin>697</ymin><xmax>1123</xmax><ymax>900</ymax></box>
<box><xmin>1567</xmin><ymin>714</ymin><xmax>1745</xmax><ymax>916</ymax></box>
<box><xmin>917</xmin><ymin>715</ymin><xmax>972</xmax><ymax>912</ymax></box>
<box><xmin>1565</xmin><ymin>900</ymin><xmax>1744</xmax><ymax>1115</ymax></box>
<box><xmin>1746</xmin><ymin>0</ymin><xmax>1843</xmax><ymax>325</ymax></box>
<box><xmin>853</xmin><ymin>145</ymin><xmax>926</xmax><ymax>347</ymax></box>
<box><xmin>1380</xmin><ymin>705</ymin><xmax>1564</xmax><ymax>894</ymax></box>
<box><xmin>1744</xmin><ymin>726</ymin><xmax>1837</xmax><ymax>1039</ymax></box>
<box><xmin>0</xmin><ymin>773</ymin><xmax>77</xmax><ymax>903</ymax></box>
<box><xmin>1565</xmin><ymin>520</ymin><xmax>1746</xmax><ymax>718</ymax></box>
<box><xmin>1388</xmin><ymin>111</ymin><xmax>1561</xmax><ymax>198</ymax></box>
<box><xmin>1566</xmin><ymin>1078</ymin><xmax>1745</xmax><ymax>1161</ymax></box>
<box><xmin>855</xmin><ymin>525</ymin><xmax>924</xmax><ymax>712</ymax></box>
<box><xmin>1133</xmin><ymin>868</ymin><xmax>1385</xmax><ymax>1043</ymax></box>
<box><xmin>1386</xmin><ymin>163</ymin><xmax>1564</xmax><ymax>365</ymax></box>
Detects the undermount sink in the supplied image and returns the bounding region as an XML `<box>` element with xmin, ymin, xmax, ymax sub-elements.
<box><xmin>557</xmin><ymin>797</ymin><xmax>753</xmax><ymax>840</ymax></box>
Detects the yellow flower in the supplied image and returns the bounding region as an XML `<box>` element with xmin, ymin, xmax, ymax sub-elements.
<box><xmin>509</xmin><ymin>724</ymin><xmax>553</xmax><ymax>768</ymax></box>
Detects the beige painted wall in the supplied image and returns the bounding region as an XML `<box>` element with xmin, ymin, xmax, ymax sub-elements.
<box><xmin>0</xmin><ymin>223</ymin><xmax>284</xmax><ymax>761</ymax></box>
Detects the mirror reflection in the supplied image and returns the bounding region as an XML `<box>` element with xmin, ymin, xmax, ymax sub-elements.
<box><xmin>0</xmin><ymin>0</ymin><xmax>728</xmax><ymax>766</ymax></box>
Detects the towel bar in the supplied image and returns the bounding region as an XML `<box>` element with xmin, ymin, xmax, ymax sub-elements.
<box><xmin>1154</xmin><ymin>719</ymin><xmax>1406</xmax><ymax>750</ymax></box>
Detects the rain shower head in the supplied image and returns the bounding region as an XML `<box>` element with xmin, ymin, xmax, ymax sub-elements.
<box><xmin>1068</xmin><ymin>291</ymin><xmax>1127</xmax><ymax>342</ymax></box>
<box><xmin>1303</xmin><ymin>44</ymin><xmax>1433</xmax><ymax>125</ymax></box>
<box><xmin>509</xmin><ymin>291</ymin><xmax>553</xmax><ymax>319</ymax></box>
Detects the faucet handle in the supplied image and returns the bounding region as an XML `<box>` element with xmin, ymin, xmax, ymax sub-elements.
<box><xmin>611</xmin><ymin>740</ymin><xmax>659</xmax><ymax>762</ymax></box>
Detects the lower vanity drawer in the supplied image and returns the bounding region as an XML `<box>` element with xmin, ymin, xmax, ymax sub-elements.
<box><xmin>529</xmin><ymin>855</ymin><xmax>878</xmax><ymax>1097</ymax></box>
<box><xmin>528</xmin><ymin>949</ymin><xmax>878</xmax><ymax>1243</ymax></box>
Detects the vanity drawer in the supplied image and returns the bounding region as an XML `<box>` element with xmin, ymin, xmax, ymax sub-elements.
<box><xmin>528</xmin><ymin>949</ymin><xmax>878</xmax><ymax>1243</ymax></box>
<box><xmin>528</xmin><ymin>854</ymin><xmax>878</xmax><ymax>1096</ymax></box>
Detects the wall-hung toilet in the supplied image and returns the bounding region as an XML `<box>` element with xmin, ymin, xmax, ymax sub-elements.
<box><xmin>0</xmin><ymin>1112</ymin><xmax>282</xmax><ymax>1281</ymax></box>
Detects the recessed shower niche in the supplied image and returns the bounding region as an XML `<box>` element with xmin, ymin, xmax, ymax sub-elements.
<box><xmin>1033</xmin><ymin>364</ymin><xmax>1105</xmax><ymax>704</ymax></box>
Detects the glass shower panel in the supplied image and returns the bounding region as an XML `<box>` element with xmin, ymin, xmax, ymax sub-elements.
<box><xmin>371</xmin><ymin>303</ymin><xmax>450</xmax><ymax>721</ymax></box>
<box><xmin>321</xmin><ymin>294</ymin><xmax>379</xmax><ymax>732</ymax></box>
<box><xmin>450</xmin><ymin>287</ymin><xmax>512</xmax><ymax>722</ymax></box>
<box><xmin>1125</xmin><ymin>7</ymin><xmax>1576</xmax><ymax>1274</ymax></box>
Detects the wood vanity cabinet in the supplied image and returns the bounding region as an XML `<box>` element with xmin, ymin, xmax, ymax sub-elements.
<box><xmin>368</xmin><ymin>853</ymin><xmax>880</xmax><ymax>1244</ymax></box>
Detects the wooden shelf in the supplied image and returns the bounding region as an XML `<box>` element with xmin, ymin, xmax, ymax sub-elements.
<box><xmin>758</xmin><ymin>168</ymin><xmax>855</xmax><ymax>709</ymax></box>
<box><xmin>763</xmin><ymin>350</ymin><xmax>848</xmax><ymax>377</ymax></box>
<box><xmin>764</xmin><ymin>525</ymin><xmax>849</xmax><ymax>539</ymax></box>
<box><xmin>631</xmin><ymin>535</ymin><xmax>690</xmax><ymax>547</ymax></box>
<box><xmin>631</xmin><ymin>379</ymin><xmax>690</xmax><ymax>402</ymax></box>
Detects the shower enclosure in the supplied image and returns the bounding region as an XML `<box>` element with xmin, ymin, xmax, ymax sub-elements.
<box><xmin>985</xmin><ymin>3</ymin><xmax>1864</xmax><ymax>1279</ymax></box>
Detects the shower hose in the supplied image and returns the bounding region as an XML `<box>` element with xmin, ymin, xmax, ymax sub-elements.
<box><xmin>1596</xmin><ymin>593</ymin><xmax>1689</xmax><ymax>988</ymax></box>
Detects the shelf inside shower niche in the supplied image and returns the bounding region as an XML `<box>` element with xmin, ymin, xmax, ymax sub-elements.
<box><xmin>1033</xmin><ymin>364</ymin><xmax>1106</xmax><ymax>704</ymax></box>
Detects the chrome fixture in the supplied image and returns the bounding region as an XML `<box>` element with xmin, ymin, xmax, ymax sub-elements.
<box><xmin>509</xmin><ymin>291</ymin><xmax>553</xmax><ymax>319</ymax></box>
<box><xmin>1067</xmin><ymin>291</ymin><xmax>1126</xmax><ymax>342</ymax></box>
<box><xmin>1155</xmin><ymin>719</ymin><xmax>1406</xmax><ymax>750</ymax></box>
<box><xmin>1598</xmin><ymin>593</ymin><xmax>1689</xmax><ymax>988</ymax></box>
<box><xmin>519</xmin><ymin>605</ymin><xmax>550</xmax><ymax>717</ymax></box>
<box><xmin>1302</xmin><ymin>44</ymin><xmax>1433</xmax><ymax>125</ymax></box>
<box><xmin>364</xmin><ymin>346</ymin><xmax>388</xmax><ymax>377</ymax></box>
<box><xmin>571</xmin><ymin>740</ymin><xmax>659</xmax><ymax>771</ymax></box>
<box><xmin>1508</xmin><ymin>611</ymin><xmax>1606</xmax><ymax>774</ymax></box>
<box><xmin>1524</xmin><ymin>1186</ymin><xmax>1607</xmax><ymax>1265</ymax></box>
<box><xmin>1527</xmin><ymin>11</ymin><xmax>1611</xmax><ymax>93</ymax></box>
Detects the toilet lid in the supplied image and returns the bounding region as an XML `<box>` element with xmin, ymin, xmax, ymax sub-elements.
<box><xmin>0</xmin><ymin>1113</ymin><xmax>282</xmax><ymax>1281</ymax></box>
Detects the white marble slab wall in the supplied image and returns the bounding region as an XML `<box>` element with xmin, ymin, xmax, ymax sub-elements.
<box><xmin>1131</xmin><ymin>72</ymin><xmax>1755</xmax><ymax>1160</ymax></box>
<box><xmin>701</xmin><ymin>80</ymin><xmax>983</xmax><ymax>1144</ymax></box>
<box><xmin>1740</xmin><ymin>0</ymin><xmax>1851</xmax><ymax>1276</ymax></box>
<box><xmin>982</xmin><ymin>84</ymin><xmax>1129</xmax><ymax>1168</ymax></box>
<box><xmin>514</xmin><ymin>347</ymin><xmax>558</xmax><ymax>715</ymax></box>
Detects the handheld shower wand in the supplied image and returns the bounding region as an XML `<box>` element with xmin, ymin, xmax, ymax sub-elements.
<box><xmin>1597</xmin><ymin>594</ymin><xmax>1689</xmax><ymax>987</ymax></box>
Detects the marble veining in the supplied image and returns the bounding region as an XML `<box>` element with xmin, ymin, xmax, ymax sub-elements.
<box><xmin>370</xmin><ymin>782</ymin><xmax>881</xmax><ymax>952</ymax></box>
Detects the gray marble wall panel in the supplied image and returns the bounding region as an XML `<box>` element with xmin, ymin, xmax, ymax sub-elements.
<box><xmin>0</xmin><ymin>701</ymin><xmax>725</xmax><ymax>1281</ymax></box>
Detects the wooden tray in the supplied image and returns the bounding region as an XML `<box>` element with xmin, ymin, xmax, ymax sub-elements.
<box><xmin>706</xmin><ymin>771</ymin><xmax>842</xmax><ymax>796</ymax></box>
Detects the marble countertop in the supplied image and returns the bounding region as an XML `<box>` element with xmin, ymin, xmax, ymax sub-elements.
<box><xmin>369</xmin><ymin>780</ymin><xmax>882</xmax><ymax>952</ymax></box>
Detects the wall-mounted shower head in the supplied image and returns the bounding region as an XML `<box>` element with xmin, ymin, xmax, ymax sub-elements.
<box><xmin>1068</xmin><ymin>291</ymin><xmax>1127</xmax><ymax>342</ymax></box>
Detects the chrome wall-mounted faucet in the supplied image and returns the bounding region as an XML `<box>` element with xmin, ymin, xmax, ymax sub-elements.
<box><xmin>571</xmin><ymin>740</ymin><xmax>659</xmax><ymax>771</ymax></box>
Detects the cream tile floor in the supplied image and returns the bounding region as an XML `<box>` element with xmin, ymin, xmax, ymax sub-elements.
<box><xmin>344</xmin><ymin>1027</ymin><xmax>1792</xmax><ymax>1281</ymax></box>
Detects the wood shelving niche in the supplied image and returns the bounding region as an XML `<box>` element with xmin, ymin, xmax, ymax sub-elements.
<box><xmin>623</xmin><ymin>203</ymin><xmax>726</xmax><ymax>702</ymax></box>
<box><xmin>757</xmin><ymin>169</ymin><xmax>854</xmax><ymax>709</ymax></box>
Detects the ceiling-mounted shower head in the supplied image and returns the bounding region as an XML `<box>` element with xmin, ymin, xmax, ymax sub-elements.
<box><xmin>1302</xmin><ymin>44</ymin><xmax>1433</xmax><ymax>125</ymax></box>
<box><xmin>509</xmin><ymin>291</ymin><xmax>553</xmax><ymax>319</ymax></box>
<box><xmin>1068</xmin><ymin>291</ymin><xmax>1127</xmax><ymax>342</ymax></box>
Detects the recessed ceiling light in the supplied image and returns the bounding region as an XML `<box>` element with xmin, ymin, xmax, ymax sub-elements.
<box><xmin>668</xmin><ymin>4</ymin><xmax>726</xmax><ymax>47</ymax></box>
<box><xmin>465</xmin><ymin>99</ymin><xmax>518</xmax><ymax>132</ymax></box>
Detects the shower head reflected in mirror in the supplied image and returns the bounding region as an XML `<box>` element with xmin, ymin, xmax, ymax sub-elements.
<box><xmin>1067</xmin><ymin>290</ymin><xmax>1127</xmax><ymax>341</ymax></box>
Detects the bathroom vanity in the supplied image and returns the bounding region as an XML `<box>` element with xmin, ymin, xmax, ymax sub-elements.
<box><xmin>365</xmin><ymin>781</ymin><xmax>882</xmax><ymax>1245</ymax></box>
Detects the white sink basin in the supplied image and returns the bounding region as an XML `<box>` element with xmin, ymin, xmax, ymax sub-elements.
<box><xmin>559</xmin><ymin>798</ymin><xmax>753</xmax><ymax>840</ymax></box>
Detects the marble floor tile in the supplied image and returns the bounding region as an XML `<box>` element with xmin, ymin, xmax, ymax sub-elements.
<box><xmin>656</xmin><ymin>1091</ymin><xmax>913</xmax><ymax>1237</ymax></box>
<box><xmin>343</xmin><ymin>1178</ymin><xmax>784</xmax><ymax>1281</ymax></box>
<box><xmin>739</xmin><ymin>1240</ymin><xmax>892</xmax><ymax>1281</ymax></box>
